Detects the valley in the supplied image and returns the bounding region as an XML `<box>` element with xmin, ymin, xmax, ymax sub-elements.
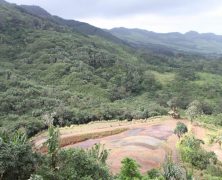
<box><xmin>1</xmin><ymin>0</ymin><xmax>222</xmax><ymax>179</ymax></box>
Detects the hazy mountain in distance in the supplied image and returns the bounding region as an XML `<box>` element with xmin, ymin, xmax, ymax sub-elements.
<box><xmin>0</xmin><ymin>0</ymin><xmax>7</xmax><ymax>4</ymax></box>
<box><xmin>110</xmin><ymin>27</ymin><xmax>222</xmax><ymax>54</ymax></box>
<box><xmin>10</xmin><ymin>0</ymin><xmax>222</xmax><ymax>55</ymax></box>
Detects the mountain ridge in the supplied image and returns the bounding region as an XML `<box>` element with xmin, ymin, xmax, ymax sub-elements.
<box><xmin>110</xmin><ymin>27</ymin><xmax>222</xmax><ymax>39</ymax></box>
<box><xmin>3</xmin><ymin>0</ymin><xmax>222</xmax><ymax>55</ymax></box>
<box><xmin>18</xmin><ymin>4</ymin><xmax>125</xmax><ymax>44</ymax></box>
<box><xmin>109</xmin><ymin>27</ymin><xmax>222</xmax><ymax>54</ymax></box>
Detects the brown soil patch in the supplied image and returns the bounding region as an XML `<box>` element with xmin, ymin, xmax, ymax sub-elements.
<box><xmin>32</xmin><ymin>117</ymin><xmax>166</xmax><ymax>150</ymax></box>
<box><xmin>64</xmin><ymin>117</ymin><xmax>185</xmax><ymax>174</ymax></box>
<box><xmin>34</xmin><ymin>127</ymin><xmax>128</xmax><ymax>152</ymax></box>
<box><xmin>33</xmin><ymin>116</ymin><xmax>222</xmax><ymax>174</ymax></box>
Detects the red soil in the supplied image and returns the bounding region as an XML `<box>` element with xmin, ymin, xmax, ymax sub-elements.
<box><xmin>66</xmin><ymin>119</ymin><xmax>186</xmax><ymax>174</ymax></box>
<box><xmin>34</xmin><ymin>117</ymin><xmax>222</xmax><ymax>174</ymax></box>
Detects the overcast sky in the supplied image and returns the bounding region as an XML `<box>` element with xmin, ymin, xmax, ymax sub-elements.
<box><xmin>6</xmin><ymin>0</ymin><xmax>222</xmax><ymax>34</ymax></box>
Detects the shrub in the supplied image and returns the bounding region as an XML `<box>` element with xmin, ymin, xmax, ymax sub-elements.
<box><xmin>179</xmin><ymin>133</ymin><xmax>217</xmax><ymax>170</ymax></box>
<box><xmin>206</xmin><ymin>164</ymin><xmax>222</xmax><ymax>177</ymax></box>
<box><xmin>0</xmin><ymin>131</ymin><xmax>40</xmax><ymax>180</ymax></box>
<box><xmin>118</xmin><ymin>157</ymin><xmax>142</xmax><ymax>180</ymax></box>
<box><xmin>201</xmin><ymin>102</ymin><xmax>213</xmax><ymax>115</ymax></box>
<box><xmin>38</xmin><ymin>148</ymin><xmax>112</xmax><ymax>180</ymax></box>
<box><xmin>26</xmin><ymin>121</ymin><xmax>47</xmax><ymax>137</ymax></box>
<box><xmin>174</xmin><ymin>122</ymin><xmax>188</xmax><ymax>138</ymax></box>
<box><xmin>147</xmin><ymin>168</ymin><xmax>162</xmax><ymax>179</ymax></box>
<box><xmin>162</xmin><ymin>154</ymin><xmax>187</xmax><ymax>180</ymax></box>
<box><xmin>198</xmin><ymin>114</ymin><xmax>222</xmax><ymax>126</ymax></box>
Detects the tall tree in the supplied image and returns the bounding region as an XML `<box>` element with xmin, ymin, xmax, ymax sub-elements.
<box><xmin>44</xmin><ymin>125</ymin><xmax>60</xmax><ymax>171</ymax></box>
<box><xmin>186</xmin><ymin>100</ymin><xmax>203</xmax><ymax>123</ymax></box>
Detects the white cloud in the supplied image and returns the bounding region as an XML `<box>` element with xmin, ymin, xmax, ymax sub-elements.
<box><xmin>6</xmin><ymin>0</ymin><xmax>222</xmax><ymax>34</ymax></box>
<box><xmin>78</xmin><ymin>13</ymin><xmax>222</xmax><ymax>34</ymax></box>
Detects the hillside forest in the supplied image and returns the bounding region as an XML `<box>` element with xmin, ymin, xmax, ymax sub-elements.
<box><xmin>1</xmin><ymin>0</ymin><xmax>222</xmax><ymax>179</ymax></box>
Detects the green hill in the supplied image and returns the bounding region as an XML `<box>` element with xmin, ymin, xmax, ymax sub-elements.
<box><xmin>19</xmin><ymin>5</ymin><xmax>124</xmax><ymax>44</ymax></box>
<box><xmin>1</xmin><ymin>1</ymin><xmax>222</xmax><ymax>136</ymax></box>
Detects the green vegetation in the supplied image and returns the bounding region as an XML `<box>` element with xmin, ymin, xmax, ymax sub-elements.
<box><xmin>118</xmin><ymin>157</ymin><xmax>142</xmax><ymax>180</ymax></box>
<box><xmin>1</xmin><ymin>1</ymin><xmax>222</xmax><ymax>178</ymax></box>
<box><xmin>209</xmin><ymin>131</ymin><xmax>222</xmax><ymax>149</ymax></box>
<box><xmin>110</xmin><ymin>27</ymin><xmax>222</xmax><ymax>54</ymax></box>
<box><xmin>0</xmin><ymin>126</ymin><xmax>112</xmax><ymax>180</ymax></box>
<box><xmin>1</xmin><ymin>124</ymin><xmax>222</xmax><ymax>179</ymax></box>
<box><xmin>174</xmin><ymin>122</ymin><xmax>188</xmax><ymax>138</ymax></box>
<box><xmin>179</xmin><ymin>133</ymin><xmax>217</xmax><ymax>170</ymax></box>
<box><xmin>186</xmin><ymin>100</ymin><xmax>203</xmax><ymax>123</ymax></box>
<box><xmin>178</xmin><ymin>133</ymin><xmax>222</xmax><ymax>179</ymax></box>
<box><xmin>0</xmin><ymin>1</ymin><xmax>168</xmax><ymax>135</ymax></box>
<box><xmin>146</xmin><ymin>168</ymin><xmax>162</xmax><ymax>179</ymax></box>
<box><xmin>37</xmin><ymin>126</ymin><xmax>112</xmax><ymax>180</ymax></box>
<box><xmin>44</xmin><ymin>125</ymin><xmax>60</xmax><ymax>171</ymax></box>
<box><xmin>198</xmin><ymin>114</ymin><xmax>222</xmax><ymax>126</ymax></box>
<box><xmin>37</xmin><ymin>148</ymin><xmax>112</xmax><ymax>180</ymax></box>
<box><xmin>0</xmin><ymin>131</ymin><xmax>39</xmax><ymax>180</ymax></box>
<box><xmin>1</xmin><ymin>1</ymin><xmax>222</xmax><ymax>138</ymax></box>
<box><xmin>162</xmin><ymin>155</ymin><xmax>187</xmax><ymax>180</ymax></box>
<box><xmin>117</xmin><ymin>155</ymin><xmax>190</xmax><ymax>180</ymax></box>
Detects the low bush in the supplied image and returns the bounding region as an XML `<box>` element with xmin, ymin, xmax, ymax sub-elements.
<box><xmin>179</xmin><ymin>133</ymin><xmax>217</xmax><ymax>170</ymax></box>
<box><xmin>198</xmin><ymin>114</ymin><xmax>222</xmax><ymax>126</ymax></box>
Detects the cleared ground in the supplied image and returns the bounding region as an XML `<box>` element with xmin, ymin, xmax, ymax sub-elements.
<box><xmin>65</xmin><ymin>117</ymin><xmax>183</xmax><ymax>173</ymax></box>
<box><xmin>33</xmin><ymin>116</ymin><xmax>222</xmax><ymax>174</ymax></box>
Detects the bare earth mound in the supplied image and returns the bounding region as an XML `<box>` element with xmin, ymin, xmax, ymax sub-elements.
<box><xmin>65</xmin><ymin>118</ymin><xmax>182</xmax><ymax>174</ymax></box>
<box><xmin>33</xmin><ymin>116</ymin><xmax>222</xmax><ymax>174</ymax></box>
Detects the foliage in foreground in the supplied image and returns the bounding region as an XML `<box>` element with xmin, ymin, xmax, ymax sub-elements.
<box><xmin>162</xmin><ymin>155</ymin><xmax>187</xmax><ymax>180</ymax></box>
<box><xmin>117</xmin><ymin>155</ymin><xmax>190</xmax><ymax>180</ymax></box>
<box><xmin>0</xmin><ymin>131</ymin><xmax>40</xmax><ymax>180</ymax></box>
<box><xmin>36</xmin><ymin>126</ymin><xmax>112</xmax><ymax>180</ymax></box>
<box><xmin>2</xmin><ymin>125</ymin><xmax>222</xmax><ymax>180</ymax></box>
<box><xmin>37</xmin><ymin>148</ymin><xmax>112</xmax><ymax>180</ymax></box>
<box><xmin>0</xmin><ymin>127</ymin><xmax>112</xmax><ymax>180</ymax></box>
<box><xmin>178</xmin><ymin>133</ymin><xmax>222</xmax><ymax>179</ymax></box>
<box><xmin>118</xmin><ymin>157</ymin><xmax>142</xmax><ymax>180</ymax></box>
<box><xmin>179</xmin><ymin>133</ymin><xmax>217</xmax><ymax>170</ymax></box>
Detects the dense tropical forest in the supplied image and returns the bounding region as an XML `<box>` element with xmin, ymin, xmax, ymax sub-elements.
<box><xmin>1</xmin><ymin>0</ymin><xmax>222</xmax><ymax>136</ymax></box>
<box><xmin>1</xmin><ymin>0</ymin><xmax>222</xmax><ymax>179</ymax></box>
